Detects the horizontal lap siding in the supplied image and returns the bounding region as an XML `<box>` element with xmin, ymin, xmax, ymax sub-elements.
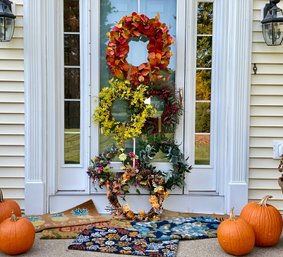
<box><xmin>250</xmin><ymin>1</ymin><xmax>283</xmax><ymax>212</ymax></box>
<box><xmin>0</xmin><ymin>1</ymin><xmax>24</xmax><ymax>210</ymax></box>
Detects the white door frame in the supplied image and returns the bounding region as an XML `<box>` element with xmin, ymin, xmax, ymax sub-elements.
<box><xmin>24</xmin><ymin>0</ymin><xmax>253</xmax><ymax>215</ymax></box>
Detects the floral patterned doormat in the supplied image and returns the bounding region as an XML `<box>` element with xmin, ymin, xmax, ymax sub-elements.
<box><xmin>68</xmin><ymin>226</ymin><xmax>179</xmax><ymax>257</ymax></box>
<box><xmin>25</xmin><ymin>199</ymin><xmax>110</xmax><ymax>232</ymax></box>
<box><xmin>131</xmin><ymin>216</ymin><xmax>220</xmax><ymax>241</ymax></box>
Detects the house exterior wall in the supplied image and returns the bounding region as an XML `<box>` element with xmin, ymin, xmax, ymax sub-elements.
<box><xmin>0</xmin><ymin>0</ymin><xmax>24</xmax><ymax>209</ymax></box>
<box><xmin>250</xmin><ymin>0</ymin><xmax>283</xmax><ymax>212</ymax></box>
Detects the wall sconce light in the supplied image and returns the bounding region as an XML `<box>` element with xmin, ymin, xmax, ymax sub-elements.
<box><xmin>0</xmin><ymin>0</ymin><xmax>16</xmax><ymax>42</ymax></box>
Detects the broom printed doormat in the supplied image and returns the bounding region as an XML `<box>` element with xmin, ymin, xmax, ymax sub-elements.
<box><xmin>68</xmin><ymin>226</ymin><xmax>179</xmax><ymax>257</ymax></box>
<box><xmin>131</xmin><ymin>216</ymin><xmax>220</xmax><ymax>241</ymax></box>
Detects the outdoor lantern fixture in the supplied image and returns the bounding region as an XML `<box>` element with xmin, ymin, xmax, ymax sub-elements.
<box><xmin>0</xmin><ymin>0</ymin><xmax>16</xmax><ymax>42</ymax></box>
<box><xmin>261</xmin><ymin>0</ymin><xmax>283</xmax><ymax>46</ymax></box>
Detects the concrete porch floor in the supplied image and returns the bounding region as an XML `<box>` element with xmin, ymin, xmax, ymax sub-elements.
<box><xmin>0</xmin><ymin>233</ymin><xmax>282</xmax><ymax>257</ymax></box>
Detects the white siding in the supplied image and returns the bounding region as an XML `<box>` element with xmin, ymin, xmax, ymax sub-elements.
<box><xmin>250</xmin><ymin>1</ymin><xmax>283</xmax><ymax>212</ymax></box>
<box><xmin>0</xmin><ymin>0</ymin><xmax>24</xmax><ymax>209</ymax></box>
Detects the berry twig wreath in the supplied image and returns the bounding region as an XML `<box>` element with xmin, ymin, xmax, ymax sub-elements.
<box><xmin>87</xmin><ymin>136</ymin><xmax>192</xmax><ymax>221</ymax></box>
<box><xmin>93</xmin><ymin>79</ymin><xmax>156</xmax><ymax>146</ymax></box>
<box><xmin>106</xmin><ymin>12</ymin><xmax>174</xmax><ymax>86</ymax></box>
<box><xmin>143</xmin><ymin>86</ymin><xmax>182</xmax><ymax>134</ymax></box>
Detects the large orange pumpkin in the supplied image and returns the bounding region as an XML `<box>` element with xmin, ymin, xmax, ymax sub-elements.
<box><xmin>0</xmin><ymin>213</ymin><xmax>35</xmax><ymax>255</ymax></box>
<box><xmin>217</xmin><ymin>208</ymin><xmax>255</xmax><ymax>256</ymax></box>
<box><xmin>0</xmin><ymin>188</ymin><xmax>21</xmax><ymax>223</ymax></box>
<box><xmin>240</xmin><ymin>195</ymin><xmax>283</xmax><ymax>247</ymax></box>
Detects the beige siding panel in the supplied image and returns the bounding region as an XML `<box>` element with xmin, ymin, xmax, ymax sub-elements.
<box><xmin>0</xmin><ymin>103</ymin><xmax>24</xmax><ymax>113</ymax></box>
<box><xmin>250</xmin><ymin>65</ymin><xmax>283</xmax><ymax>75</ymax></box>
<box><xmin>0</xmin><ymin>60</ymin><xmax>24</xmax><ymax>71</ymax></box>
<box><xmin>251</xmin><ymin>106</ymin><xmax>283</xmax><ymax>116</ymax></box>
<box><xmin>0</xmin><ymin>71</ymin><xmax>24</xmax><ymax>81</ymax></box>
<box><xmin>249</xmin><ymin>147</ymin><xmax>272</xmax><ymax>158</ymax></box>
<box><xmin>1</xmin><ymin>188</ymin><xmax>24</xmax><ymax>199</ymax></box>
<box><xmin>0</xmin><ymin>178</ymin><xmax>24</xmax><ymax>188</ymax></box>
<box><xmin>250</xmin><ymin>137</ymin><xmax>282</xmax><ymax>148</ymax></box>
<box><xmin>249</xmin><ymin>169</ymin><xmax>280</xmax><ymax>179</ymax></box>
<box><xmin>0</xmin><ymin>82</ymin><xmax>24</xmax><ymax>91</ymax></box>
<box><xmin>250</xmin><ymin>127</ymin><xmax>283</xmax><ymax>137</ymax></box>
<box><xmin>0</xmin><ymin>146</ymin><xmax>24</xmax><ymax>156</ymax></box>
<box><xmin>252</xmin><ymin>43</ymin><xmax>283</xmax><ymax>53</ymax></box>
<box><xmin>0</xmin><ymin>114</ymin><xmax>24</xmax><ymax>123</ymax></box>
<box><xmin>0</xmin><ymin>167</ymin><xmax>24</xmax><ymax>177</ymax></box>
<box><xmin>249</xmin><ymin>189</ymin><xmax>282</xmax><ymax>200</ymax></box>
<box><xmin>0</xmin><ymin>38</ymin><xmax>24</xmax><ymax>49</ymax></box>
<box><xmin>0</xmin><ymin>125</ymin><xmax>24</xmax><ymax>134</ymax></box>
<box><xmin>249</xmin><ymin>158</ymin><xmax>279</xmax><ymax>169</ymax></box>
<box><xmin>0</xmin><ymin>50</ymin><xmax>23</xmax><ymax>60</ymax></box>
<box><xmin>0</xmin><ymin>135</ymin><xmax>24</xmax><ymax>145</ymax></box>
<box><xmin>0</xmin><ymin>93</ymin><xmax>24</xmax><ymax>102</ymax></box>
<box><xmin>250</xmin><ymin>117</ymin><xmax>283</xmax><ymax>127</ymax></box>
<box><xmin>250</xmin><ymin>95</ymin><xmax>283</xmax><ymax>106</ymax></box>
<box><xmin>249</xmin><ymin>179</ymin><xmax>279</xmax><ymax>189</ymax></box>
<box><xmin>252</xmin><ymin>75</ymin><xmax>283</xmax><ymax>85</ymax></box>
<box><xmin>251</xmin><ymin>85</ymin><xmax>283</xmax><ymax>95</ymax></box>
<box><xmin>252</xmin><ymin>53</ymin><xmax>283</xmax><ymax>64</ymax></box>
<box><xmin>0</xmin><ymin>0</ymin><xmax>24</xmax><ymax>210</ymax></box>
<box><xmin>0</xmin><ymin>156</ymin><xmax>24</xmax><ymax>167</ymax></box>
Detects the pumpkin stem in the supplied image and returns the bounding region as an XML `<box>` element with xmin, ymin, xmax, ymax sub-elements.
<box><xmin>0</xmin><ymin>188</ymin><xmax>3</xmax><ymax>203</ymax></box>
<box><xmin>229</xmin><ymin>207</ymin><xmax>236</xmax><ymax>221</ymax></box>
<box><xmin>258</xmin><ymin>195</ymin><xmax>272</xmax><ymax>207</ymax></box>
<box><xmin>10</xmin><ymin>212</ymin><xmax>18</xmax><ymax>222</ymax></box>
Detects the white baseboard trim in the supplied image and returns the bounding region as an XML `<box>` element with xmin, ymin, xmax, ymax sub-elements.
<box><xmin>25</xmin><ymin>181</ymin><xmax>46</xmax><ymax>215</ymax></box>
<box><xmin>49</xmin><ymin>194</ymin><xmax>225</xmax><ymax>215</ymax></box>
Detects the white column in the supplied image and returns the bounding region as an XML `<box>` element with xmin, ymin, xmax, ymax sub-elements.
<box><xmin>225</xmin><ymin>0</ymin><xmax>253</xmax><ymax>214</ymax></box>
<box><xmin>24</xmin><ymin>0</ymin><xmax>48</xmax><ymax>215</ymax></box>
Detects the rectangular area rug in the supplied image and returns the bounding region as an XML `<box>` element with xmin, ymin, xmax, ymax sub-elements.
<box><xmin>41</xmin><ymin>219</ymin><xmax>133</xmax><ymax>239</ymax></box>
<box><xmin>68</xmin><ymin>226</ymin><xmax>179</xmax><ymax>257</ymax></box>
<box><xmin>25</xmin><ymin>199</ymin><xmax>110</xmax><ymax>232</ymax></box>
<box><xmin>131</xmin><ymin>216</ymin><xmax>220</xmax><ymax>241</ymax></box>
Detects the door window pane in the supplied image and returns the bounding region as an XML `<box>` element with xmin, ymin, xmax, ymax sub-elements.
<box><xmin>195</xmin><ymin>2</ymin><xmax>213</xmax><ymax>165</ymax></box>
<box><xmin>64</xmin><ymin>0</ymin><xmax>80</xmax><ymax>164</ymax></box>
<box><xmin>99</xmin><ymin>0</ymin><xmax>177</xmax><ymax>155</ymax></box>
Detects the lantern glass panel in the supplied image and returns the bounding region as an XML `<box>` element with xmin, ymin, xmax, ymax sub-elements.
<box><xmin>262</xmin><ymin>21</ymin><xmax>283</xmax><ymax>46</ymax></box>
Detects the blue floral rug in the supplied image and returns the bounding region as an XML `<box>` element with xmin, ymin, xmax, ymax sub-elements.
<box><xmin>68</xmin><ymin>226</ymin><xmax>179</xmax><ymax>257</ymax></box>
<box><xmin>131</xmin><ymin>216</ymin><xmax>220</xmax><ymax>241</ymax></box>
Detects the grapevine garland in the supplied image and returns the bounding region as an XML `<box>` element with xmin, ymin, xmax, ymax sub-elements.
<box><xmin>87</xmin><ymin>136</ymin><xmax>192</xmax><ymax>221</ymax></box>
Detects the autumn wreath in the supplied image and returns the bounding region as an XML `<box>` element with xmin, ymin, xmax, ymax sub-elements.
<box><xmin>87</xmin><ymin>136</ymin><xmax>192</xmax><ymax>221</ymax></box>
<box><xmin>106</xmin><ymin>12</ymin><xmax>174</xmax><ymax>86</ymax></box>
<box><xmin>93</xmin><ymin>79</ymin><xmax>156</xmax><ymax>147</ymax></box>
<box><xmin>143</xmin><ymin>86</ymin><xmax>183</xmax><ymax>133</ymax></box>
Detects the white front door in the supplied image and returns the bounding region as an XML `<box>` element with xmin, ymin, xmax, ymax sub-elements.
<box><xmin>24</xmin><ymin>0</ymin><xmax>252</xmax><ymax>215</ymax></box>
<box><xmin>50</xmin><ymin>0</ymin><xmax>221</xmax><ymax>214</ymax></box>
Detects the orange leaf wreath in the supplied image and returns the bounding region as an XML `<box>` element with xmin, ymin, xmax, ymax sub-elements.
<box><xmin>106</xmin><ymin>12</ymin><xmax>175</xmax><ymax>86</ymax></box>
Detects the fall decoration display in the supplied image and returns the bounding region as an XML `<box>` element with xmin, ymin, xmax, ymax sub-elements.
<box><xmin>240</xmin><ymin>195</ymin><xmax>283</xmax><ymax>247</ymax></box>
<box><xmin>93</xmin><ymin>79</ymin><xmax>156</xmax><ymax>146</ymax></box>
<box><xmin>87</xmin><ymin>136</ymin><xmax>191</xmax><ymax>221</ymax></box>
<box><xmin>217</xmin><ymin>208</ymin><xmax>255</xmax><ymax>256</ymax></box>
<box><xmin>0</xmin><ymin>213</ymin><xmax>35</xmax><ymax>255</ymax></box>
<box><xmin>106</xmin><ymin>12</ymin><xmax>174</xmax><ymax>86</ymax></box>
<box><xmin>0</xmin><ymin>188</ymin><xmax>21</xmax><ymax>223</ymax></box>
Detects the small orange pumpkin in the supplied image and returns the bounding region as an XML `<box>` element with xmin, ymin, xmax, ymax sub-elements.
<box><xmin>217</xmin><ymin>208</ymin><xmax>255</xmax><ymax>256</ymax></box>
<box><xmin>0</xmin><ymin>213</ymin><xmax>35</xmax><ymax>255</ymax></box>
<box><xmin>240</xmin><ymin>195</ymin><xmax>283</xmax><ymax>247</ymax></box>
<box><xmin>0</xmin><ymin>188</ymin><xmax>21</xmax><ymax>223</ymax></box>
